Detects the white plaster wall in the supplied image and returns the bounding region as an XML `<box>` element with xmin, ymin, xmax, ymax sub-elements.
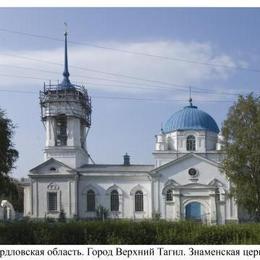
<box><xmin>217</xmin><ymin>201</ymin><xmax>226</xmax><ymax>224</ymax></box>
<box><xmin>153</xmin><ymin>153</ymin><xmax>179</xmax><ymax>167</ymax></box>
<box><xmin>154</xmin><ymin>129</ymin><xmax>220</xmax><ymax>168</ymax></box>
<box><xmin>45</xmin><ymin>118</ymin><xmax>56</xmax><ymax>147</ymax></box>
<box><xmin>154</xmin><ymin>151</ymin><xmax>224</xmax><ymax>168</ymax></box>
<box><xmin>78</xmin><ymin>174</ymin><xmax>152</xmax><ymax>219</ymax></box>
<box><xmin>45</xmin><ymin>111</ymin><xmax>83</xmax><ymax>149</ymax></box>
<box><xmin>166</xmin><ymin>132</ymin><xmax>177</xmax><ymax>151</ymax></box>
<box><xmin>44</xmin><ymin>147</ymin><xmax>88</xmax><ymax>168</ymax></box>
<box><xmin>158</xmin><ymin>157</ymin><xmax>228</xmax><ymax>189</ymax></box>
<box><xmin>30</xmin><ymin>177</ymin><xmax>76</xmax><ymax>219</ymax></box>
<box><xmin>206</xmin><ymin>153</ymin><xmax>225</xmax><ymax>163</ymax></box>
<box><xmin>206</xmin><ymin>132</ymin><xmax>218</xmax><ymax>151</ymax></box>
<box><xmin>152</xmin><ymin>177</ymin><xmax>160</xmax><ymax>215</ymax></box>
<box><xmin>67</xmin><ymin>117</ymin><xmax>81</xmax><ymax>147</ymax></box>
<box><xmin>155</xmin><ymin>130</ymin><xmax>218</xmax><ymax>154</ymax></box>
<box><xmin>43</xmin><ymin>99</ymin><xmax>89</xmax><ymax>168</ymax></box>
<box><xmin>154</xmin><ymin>156</ymin><xmax>231</xmax><ymax>223</ymax></box>
<box><xmin>23</xmin><ymin>185</ymin><xmax>31</xmax><ymax>216</ymax></box>
<box><xmin>80</xmin><ymin>124</ymin><xmax>87</xmax><ymax>149</ymax></box>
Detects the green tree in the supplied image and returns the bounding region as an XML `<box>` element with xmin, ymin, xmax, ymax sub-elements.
<box><xmin>0</xmin><ymin>108</ymin><xmax>20</xmax><ymax>210</ymax></box>
<box><xmin>222</xmin><ymin>94</ymin><xmax>260</xmax><ymax>221</ymax></box>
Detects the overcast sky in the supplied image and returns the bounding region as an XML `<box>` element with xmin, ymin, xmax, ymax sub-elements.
<box><xmin>0</xmin><ymin>8</ymin><xmax>259</xmax><ymax>178</ymax></box>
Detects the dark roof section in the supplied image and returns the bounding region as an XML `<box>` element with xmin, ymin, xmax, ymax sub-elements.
<box><xmin>77</xmin><ymin>164</ymin><xmax>154</xmax><ymax>173</ymax></box>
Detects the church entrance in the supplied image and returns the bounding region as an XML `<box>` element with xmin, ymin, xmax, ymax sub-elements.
<box><xmin>185</xmin><ymin>202</ymin><xmax>203</xmax><ymax>222</ymax></box>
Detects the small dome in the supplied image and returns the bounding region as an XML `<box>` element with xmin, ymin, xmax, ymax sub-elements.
<box><xmin>164</xmin><ymin>105</ymin><xmax>219</xmax><ymax>134</ymax></box>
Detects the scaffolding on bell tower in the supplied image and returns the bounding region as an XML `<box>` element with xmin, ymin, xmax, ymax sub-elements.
<box><xmin>40</xmin><ymin>82</ymin><xmax>92</xmax><ymax>127</ymax></box>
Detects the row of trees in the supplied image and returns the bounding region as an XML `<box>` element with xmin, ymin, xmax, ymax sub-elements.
<box><xmin>0</xmin><ymin>93</ymin><xmax>259</xmax><ymax>219</ymax></box>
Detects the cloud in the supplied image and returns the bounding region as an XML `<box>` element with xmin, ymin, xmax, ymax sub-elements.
<box><xmin>0</xmin><ymin>40</ymin><xmax>243</xmax><ymax>100</ymax></box>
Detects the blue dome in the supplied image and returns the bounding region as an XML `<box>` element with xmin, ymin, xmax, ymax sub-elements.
<box><xmin>164</xmin><ymin>105</ymin><xmax>219</xmax><ymax>134</ymax></box>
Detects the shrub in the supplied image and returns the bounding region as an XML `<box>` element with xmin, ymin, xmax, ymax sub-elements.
<box><xmin>58</xmin><ymin>209</ymin><xmax>66</xmax><ymax>222</ymax></box>
<box><xmin>0</xmin><ymin>220</ymin><xmax>260</xmax><ymax>244</ymax></box>
<box><xmin>96</xmin><ymin>206</ymin><xmax>109</xmax><ymax>221</ymax></box>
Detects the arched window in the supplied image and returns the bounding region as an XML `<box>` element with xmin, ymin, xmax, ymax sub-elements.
<box><xmin>135</xmin><ymin>191</ymin><xmax>143</xmax><ymax>212</ymax></box>
<box><xmin>110</xmin><ymin>190</ymin><xmax>119</xmax><ymax>211</ymax></box>
<box><xmin>186</xmin><ymin>135</ymin><xmax>196</xmax><ymax>151</ymax></box>
<box><xmin>166</xmin><ymin>189</ymin><xmax>173</xmax><ymax>201</ymax></box>
<box><xmin>87</xmin><ymin>190</ymin><xmax>95</xmax><ymax>212</ymax></box>
<box><xmin>56</xmin><ymin>115</ymin><xmax>67</xmax><ymax>146</ymax></box>
<box><xmin>48</xmin><ymin>192</ymin><xmax>57</xmax><ymax>211</ymax></box>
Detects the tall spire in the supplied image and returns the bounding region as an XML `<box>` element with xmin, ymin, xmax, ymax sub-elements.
<box><xmin>61</xmin><ymin>23</ymin><xmax>72</xmax><ymax>88</ymax></box>
<box><xmin>189</xmin><ymin>86</ymin><xmax>193</xmax><ymax>106</ymax></box>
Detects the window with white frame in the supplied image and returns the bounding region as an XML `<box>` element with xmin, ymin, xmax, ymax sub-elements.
<box><xmin>186</xmin><ymin>135</ymin><xmax>196</xmax><ymax>151</ymax></box>
<box><xmin>166</xmin><ymin>189</ymin><xmax>173</xmax><ymax>201</ymax></box>
<box><xmin>110</xmin><ymin>190</ymin><xmax>119</xmax><ymax>211</ymax></box>
<box><xmin>135</xmin><ymin>191</ymin><xmax>143</xmax><ymax>212</ymax></box>
<box><xmin>48</xmin><ymin>192</ymin><xmax>57</xmax><ymax>211</ymax></box>
<box><xmin>87</xmin><ymin>189</ymin><xmax>95</xmax><ymax>212</ymax></box>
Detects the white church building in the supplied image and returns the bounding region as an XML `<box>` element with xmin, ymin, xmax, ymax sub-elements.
<box><xmin>22</xmin><ymin>32</ymin><xmax>238</xmax><ymax>224</ymax></box>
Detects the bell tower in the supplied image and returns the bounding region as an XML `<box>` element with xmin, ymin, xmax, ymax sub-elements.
<box><xmin>39</xmin><ymin>30</ymin><xmax>92</xmax><ymax>168</ymax></box>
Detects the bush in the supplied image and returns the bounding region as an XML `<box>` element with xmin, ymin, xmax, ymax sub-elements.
<box><xmin>0</xmin><ymin>220</ymin><xmax>260</xmax><ymax>244</ymax></box>
<box><xmin>96</xmin><ymin>206</ymin><xmax>109</xmax><ymax>221</ymax></box>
